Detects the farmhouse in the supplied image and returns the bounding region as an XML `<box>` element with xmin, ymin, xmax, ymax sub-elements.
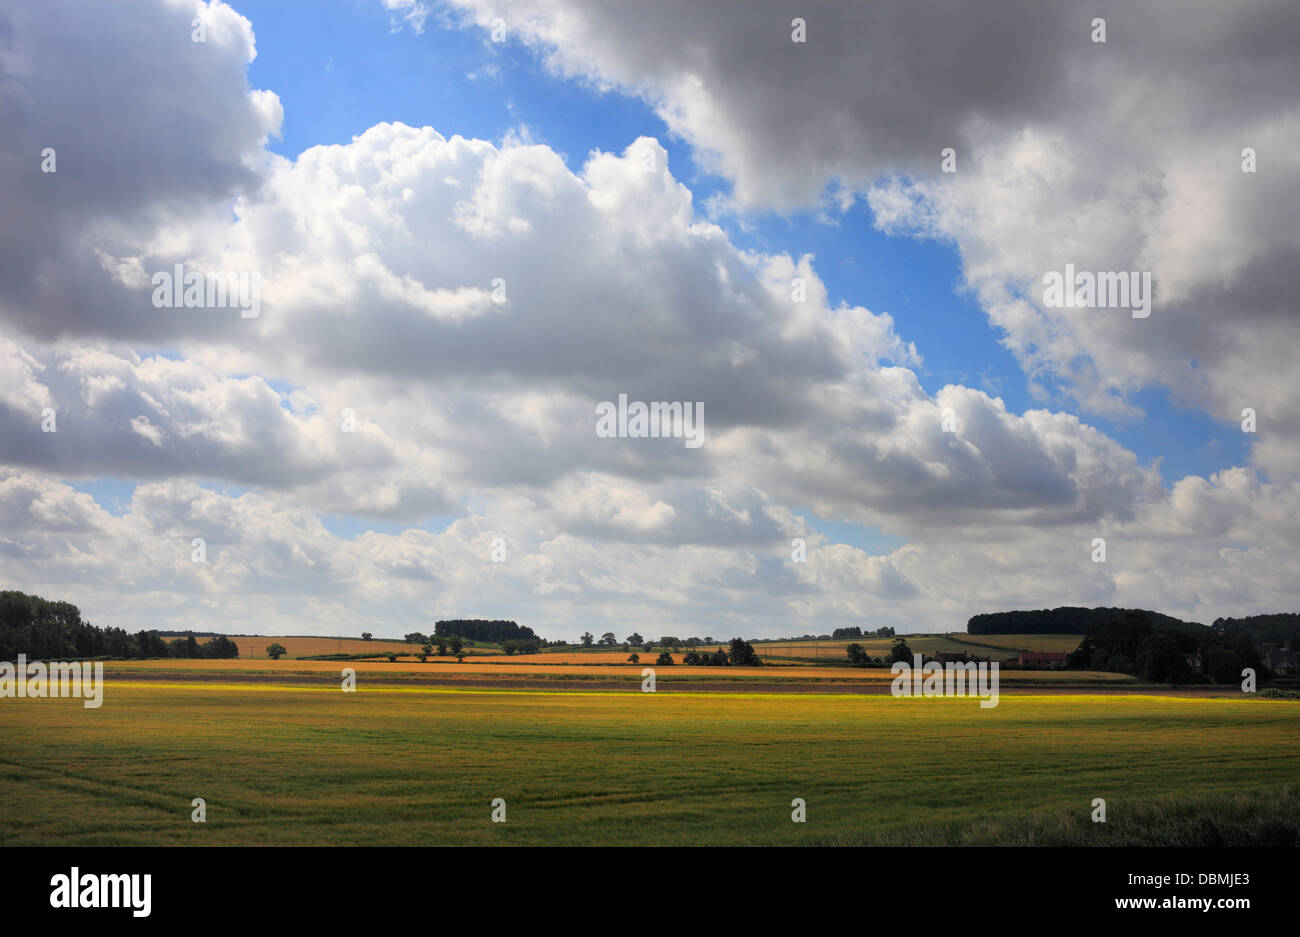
<box><xmin>1018</xmin><ymin>651</ymin><xmax>1069</xmax><ymax>669</ymax></box>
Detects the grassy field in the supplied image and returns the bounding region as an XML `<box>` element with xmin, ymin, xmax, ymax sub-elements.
<box><xmin>949</xmin><ymin>633</ymin><xmax>1084</xmax><ymax>653</ymax></box>
<box><xmin>1</xmin><ymin>682</ymin><xmax>1295</xmax><ymax>845</ymax></box>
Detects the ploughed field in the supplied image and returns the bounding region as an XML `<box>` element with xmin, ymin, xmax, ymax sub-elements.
<box><xmin>1</xmin><ymin>681</ymin><xmax>1296</xmax><ymax>845</ymax></box>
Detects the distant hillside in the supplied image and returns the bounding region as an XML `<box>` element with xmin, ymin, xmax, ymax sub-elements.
<box><xmin>967</xmin><ymin>606</ymin><xmax>1205</xmax><ymax>636</ymax></box>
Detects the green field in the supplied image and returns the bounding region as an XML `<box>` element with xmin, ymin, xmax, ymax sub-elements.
<box><xmin>2</xmin><ymin>682</ymin><xmax>1296</xmax><ymax>845</ymax></box>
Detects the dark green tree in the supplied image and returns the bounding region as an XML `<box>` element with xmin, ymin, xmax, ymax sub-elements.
<box><xmin>889</xmin><ymin>638</ymin><xmax>912</xmax><ymax>663</ymax></box>
<box><xmin>728</xmin><ymin>638</ymin><xmax>760</xmax><ymax>666</ymax></box>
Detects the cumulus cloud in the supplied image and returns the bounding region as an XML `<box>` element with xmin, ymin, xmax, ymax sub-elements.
<box><xmin>0</xmin><ymin>467</ymin><xmax>1296</xmax><ymax>636</ymax></box>
<box><xmin>0</xmin><ymin>0</ymin><xmax>281</xmax><ymax>342</ymax></box>
<box><xmin>444</xmin><ymin>0</ymin><xmax>1300</xmax><ymax>476</ymax></box>
<box><xmin>0</xmin><ymin>0</ymin><xmax>1296</xmax><ymax>637</ymax></box>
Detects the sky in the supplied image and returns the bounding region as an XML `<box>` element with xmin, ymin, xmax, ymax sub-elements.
<box><xmin>1</xmin><ymin>0</ymin><xmax>1297</xmax><ymax>639</ymax></box>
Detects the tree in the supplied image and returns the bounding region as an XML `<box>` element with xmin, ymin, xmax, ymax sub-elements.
<box><xmin>449</xmin><ymin>636</ymin><xmax>464</xmax><ymax>656</ymax></box>
<box><xmin>404</xmin><ymin>632</ymin><xmax>426</xmax><ymax>644</ymax></box>
<box><xmin>437</xmin><ymin>641</ymin><xmax>448</xmax><ymax>656</ymax></box>
<box><xmin>599</xmin><ymin>632</ymin><xmax>617</xmax><ymax>646</ymax></box>
<box><xmin>386</xmin><ymin>653</ymin><xmax>398</xmax><ymax>662</ymax></box>
<box><xmin>1136</xmin><ymin>633</ymin><xmax>1193</xmax><ymax>684</ymax></box>
<box><xmin>1104</xmin><ymin>653</ymin><xmax>1134</xmax><ymax>675</ymax></box>
<box><xmin>846</xmin><ymin>643</ymin><xmax>869</xmax><ymax>666</ymax></box>
<box><xmin>361</xmin><ymin>632</ymin><xmax>373</xmax><ymax>641</ymax></box>
<box><xmin>889</xmin><ymin>638</ymin><xmax>912</xmax><ymax>663</ymax></box>
<box><xmin>168</xmin><ymin>635</ymin><xmax>201</xmax><ymax>658</ymax></box>
<box><xmin>729</xmin><ymin>638</ymin><xmax>760</xmax><ymax>666</ymax></box>
<box><xmin>265</xmin><ymin>643</ymin><xmax>287</xmax><ymax>660</ymax></box>
<box><xmin>626</xmin><ymin>633</ymin><xmax>644</xmax><ymax>646</ymax></box>
<box><xmin>201</xmin><ymin>634</ymin><xmax>240</xmax><ymax>659</ymax></box>
<box><xmin>581</xmin><ymin>631</ymin><xmax>594</xmax><ymax>647</ymax></box>
<box><xmin>422</xmin><ymin>644</ymin><xmax>432</xmax><ymax>658</ymax></box>
<box><xmin>627</xmin><ymin>653</ymin><xmax>640</xmax><ymax>664</ymax></box>
<box><xmin>641</xmin><ymin>642</ymin><xmax>653</xmax><ymax>653</ymax></box>
<box><xmin>656</xmin><ymin>652</ymin><xmax>674</xmax><ymax>666</ymax></box>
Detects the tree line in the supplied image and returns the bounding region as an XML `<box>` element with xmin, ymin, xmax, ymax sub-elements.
<box><xmin>1068</xmin><ymin>611</ymin><xmax>1265</xmax><ymax>684</ymax></box>
<box><xmin>429</xmin><ymin>620</ymin><xmax>538</xmax><ymax>643</ymax></box>
<box><xmin>967</xmin><ymin>606</ymin><xmax>1197</xmax><ymax>636</ymax></box>
<box><xmin>0</xmin><ymin>590</ymin><xmax>239</xmax><ymax>659</ymax></box>
<box><xmin>831</xmin><ymin>626</ymin><xmax>895</xmax><ymax>638</ymax></box>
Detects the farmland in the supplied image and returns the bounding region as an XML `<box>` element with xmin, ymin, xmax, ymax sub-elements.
<box><xmin>3</xmin><ymin>628</ymin><xmax>1292</xmax><ymax>846</ymax></box>
<box><xmin>155</xmin><ymin>632</ymin><xmax>1082</xmax><ymax>664</ymax></box>
<box><xmin>157</xmin><ymin>634</ymin><xmax>501</xmax><ymax>659</ymax></box>
<box><xmin>948</xmin><ymin>633</ymin><xmax>1085</xmax><ymax>654</ymax></box>
<box><xmin>1</xmin><ymin>681</ymin><xmax>1295</xmax><ymax>845</ymax></box>
<box><xmin>91</xmin><ymin>657</ymin><xmax>1141</xmax><ymax>688</ymax></box>
<box><xmin>741</xmin><ymin>633</ymin><xmax>1082</xmax><ymax>662</ymax></box>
